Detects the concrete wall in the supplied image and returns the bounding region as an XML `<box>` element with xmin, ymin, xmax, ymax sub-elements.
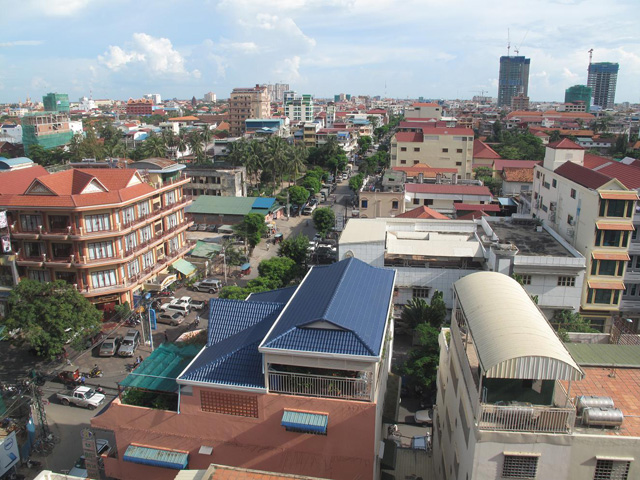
<box><xmin>94</xmin><ymin>387</ymin><xmax>377</xmax><ymax>480</ymax></box>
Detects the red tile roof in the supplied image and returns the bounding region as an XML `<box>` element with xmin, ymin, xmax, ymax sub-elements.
<box><xmin>395</xmin><ymin>206</ymin><xmax>449</xmax><ymax>219</ymax></box>
<box><xmin>583</xmin><ymin>153</ymin><xmax>612</xmax><ymax>169</ymax></box>
<box><xmin>393</xmin><ymin>164</ymin><xmax>458</xmax><ymax>177</ymax></box>
<box><xmin>405</xmin><ymin>183</ymin><xmax>492</xmax><ymax>196</ymax></box>
<box><xmin>493</xmin><ymin>159</ymin><xmax>541</xmax><ymax>171</ymax></box>
<box><xmin>0</xmin><ymin>165</ymin><xmax>49</xmax><ymax>194</ymax></box>
<box><xmin>473</xmin><ymin>139</ymin><xmax>501</xmax><ymax>159</ymax></box>
<box><xmin>502</xmin><ymin>167</ymin><xmax>534</xmax><ymax>183</ymax></box>
<box><xmin>395</xmin><ymin>132</ymin><xmax>423</xmax><ymax>142</ymax></box>
<box><xmin>412</xmin><ymin>102</ymin><xmax>440</xmax><ymax>107</ymax></box>
<box><xmin>555</xmin><ymin>161</ymin><xmax>611</xmax><ymax>189</ymax></box>
<box><xmin>456</xmin><ymin>211</ymin><xmax>488</xmax><ymax>220</ymax></box>
<box><xmin>593</xmin><ymin>162</ymin><xmax>640</xmax><ymax>190</ymax></box>
<box><xmin>399</xmin><ymin>121</ymin><xmax>437</xmax><ymax>130</ymax></box>
<box><xmin>453</xmin><ymin>203</ymin><xmax>500</xmax><ymax>212</ymax></box>
<box><xmin>548</xmin><ymin>138</ymin><xmax>584</xmax><ymax>150</ymax></box>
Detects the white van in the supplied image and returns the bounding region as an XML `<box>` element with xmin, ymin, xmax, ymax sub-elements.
<box><xmin>160</xmin><ymin>302</ymin><xmax>190</xmax><ymax>315</ymax></box>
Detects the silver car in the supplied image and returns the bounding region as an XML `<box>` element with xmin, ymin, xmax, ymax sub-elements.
<box><xmin>118</xmin><ymin>329</ymin><xmax>140</xmax><ymax>357</ymax></box>
<box><xmin>157</xmin><ymin>312</ymin><xmax>185</xmax><ymax>326</ymax></box>
<box><xmin>99</xmin><ymin>334</ymin><xmax>122</xmax><ymax>357</ymax></box>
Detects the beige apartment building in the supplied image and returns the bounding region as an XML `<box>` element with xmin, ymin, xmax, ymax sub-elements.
<box><xmin>390</xmin><ymin>127</ymin><xmax>474</xmax><ymax>179</ymax></box>
<box><xmin>403</xmin><ymin>102</ymin><xmax>442</xmax><ymax>120</ymax></box>
<box><xmin>229</xmin><ymin>85</ymin><xmax>270</xmax><ymax>136</ymax></box>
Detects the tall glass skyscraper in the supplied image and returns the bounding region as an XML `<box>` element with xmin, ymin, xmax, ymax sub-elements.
<box><xmin>587</xmin><ymin>62</ymin><xmax>619</xmax><ymax>109</ymax></box>
<box><xmin>498</xmin><ymin>56</ymin><xmax>531</xmax><ymax>108</ymax></box>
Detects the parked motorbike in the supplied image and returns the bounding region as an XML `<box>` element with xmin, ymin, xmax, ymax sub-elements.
<box><xmin>26</xmin><ymin>459</ymin><xmax>41</xmax><ymax>469</ymax></box>
<box><xmin>125</xmin><ymin>314</ymin><xmax>141</xmax><ymax>327</ymax></box>
<box><xmin>88</xmin><ymin>365</ymin><xmax>103</xmax><ymax>378</ymax></box>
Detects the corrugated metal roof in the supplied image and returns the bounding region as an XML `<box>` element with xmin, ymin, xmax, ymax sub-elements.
<box><xmin>565</xmin><ymin>344</ymin><xmax>640</xmax><ymax>367</ymax></box>
<box><xmin>187</xmin><ymin>196</ymin><xmax>257</xmax><ymax>215</ymax></box>
<box><xmin>454</xmin><ymin>272</ymin><xmax>584</xmax><ymax>381</ymax></box>
<box><xmin>0</xmin><ymin>157</ymin><xmax>34</xmax><ymax>167</ymax></box>
<box><xmin>252</xmin><ymin>197</ymin><xmax>276</xmax><ymax>209</ymax></box>
<box><xmin>189</xmin><ymin>240</ymin><xmax>222</xmax><ymax>258</ymax></box>
<box><xmin>260</xmin><ymin>258</ymin><xmax>395</xmax><ymax>357</ymax></box>
<box><xmin>172</xmin><ymin>258</ymin><xmax>197</xmax><ymax>276</ymax></box>
<box><xmin>123</xmin><ymin>444</ymin><xmax>188</xmax><ymax>470</ymax></box>
<box><xmin>281</xmin><ymin>410</ymin><xmax>328</xmax><ymax>433</ymax></box>
<box><xmin>179</xmin><ymin>299</ymin><xmax>284</xmax><ymax>388</ymax></box>
<box><xmin>119</xmin><ymin>343</ymin><xmax>201</xmax><ymax>392</ymax></box>
<box><xmin>247</xmin><ymin>286</ymin><xmax>297</xmax><ymax>304</ymax></box>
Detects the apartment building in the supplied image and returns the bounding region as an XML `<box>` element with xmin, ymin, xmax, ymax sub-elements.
<box><xmin>532</xmin><ymin>140</ymin><xmax>639</xmax><ymax>331</ymax></box>
<box><xmin>0</xmin><ymin>165</ymin><xmax>192</xmax><ymax>315</ymax></box>
<box><xmin>404</xmin><ymin>184</ymin><xmax>492</xmax><ymax>214</ymax></box>
<box><xmin>358</xmin><ymin>191</ymin><xmax>405</xmax><ymax>218</ymax></box>
<box><xmin>184</xmin><ymin>165</ymin><xmax>247</xmax><ymax>197</ymax></box>
<box><xmin>21</xmin><ymin>112</ymin><xmax>74</xmax><ymax>156</ymax></box>
<box><xmin>229</xmin><ymin>85</ymin><xmax>270</xmax><ymax>136</ymax></box>
<box><xmin>390</xmin><ymin>127</ymin><xmax>474</xmax><ymax>179</ymax></box>
<box><xmin>435</xmin><ymin>272</ymin><xmax>639</xmax><ymax>480</ymax></box>
<box><xmin>126</xmin><ymin>98</ymin><xmax>154</xmax><ymax>116</ymax></box>
<box><xmin>91</xmin><ymin>258</ymin><xmax>395</xmax><ymax>480</ymax></box>
<box><xmin>403</xmin><ymin>102</ymin><xmax>442</xmax><ymax>120</ymax></box>
<box><xmin>285</xmin><ymin>93</ymin><xmax>314</xmax><ymax>124</ymax></box>
<box><xmin>338</xmin><ymin>217</ymin><xmax>585</xmax><ymax>317</ymax></box>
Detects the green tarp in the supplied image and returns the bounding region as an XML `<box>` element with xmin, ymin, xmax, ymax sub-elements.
<box><xmin>171</xmin><ymin>258</ymin><xmax>197</xmax><ymax>277</ymax></box>
<box><xmin>189</xmin><ymin>240</ymin><xmax>222</xmax><ymax>259</ymax></box>
<box><xmin>119</xmin><ymin>343</ymin><xmax>201</xmax><ymax>392</ymax></box>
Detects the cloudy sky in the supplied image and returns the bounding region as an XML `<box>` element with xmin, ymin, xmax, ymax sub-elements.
<box><xmin>0</xmin><ymin>0</ymin><xmax>638</xmax><ymax>103</ymax></box>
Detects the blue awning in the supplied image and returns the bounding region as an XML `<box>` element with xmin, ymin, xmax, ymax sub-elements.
<box><xmin>241</xmin><ymin>263</ymin><xmax>251</xmax><ymax>271</ymax></box>
<box><xmin>123</xmin><ymin>445</ymin><xmax>188</xmax><ymax>470</ymax></box>
<box><xmin>281</xmin><ymin>410</ymin><xmax>328</xmax><ymax>434</ymax></box>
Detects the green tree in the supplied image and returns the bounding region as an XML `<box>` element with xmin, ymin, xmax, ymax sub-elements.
<box><xmin>491</xmin><ymin>120</ymin><xmax>504</xmax><ymax>143</ymax></box>
<box><xmin>302</xmin><ymin>176</ymin><xmax>322</xmax><ymax>196</ymax></box>
<box><xmin>234</xmin><ymin>213</ymin><xmax>267</xmax><ymax>251</ymax></box>
<box><xmin>401</xmin><ymin>291</ymin><xmax>446</xmax><ymax>329</ymax></box>
<box><xmin>2</xmin><ymin>280</ymin><xmax>102</xmax><ymax>359</ymax></box>
<box><xmin>313</xmin><ymin>208</ymin><xmax>336</xmax><ymax>237</ymax></box>
<box><xmin>144</xmin><ymin>134</ymin><xmax>166</xmax><ymax>158</ymax></box>
<box><xmin>349</xmin><ymin>173</ymin><xmax>364</xmax><ymax>192</ymax></box>
<box><xmin>258</xmin><ymin>257</ymin><xmax>298</xmax><ymax>287</ymax></box>
<box><xmin>358</xmin><ymin>136</ymin><xmax>373</xmax><ymax>155</ymax></box>
<box><xmin>547</xmin><ymin>130</ymin><xmax>561</xmax><ymax>143</ymax></box>
<box><xmin>279</xmin><ymin>233</ymin><xmax>310</xmax><ymax>273</ymax></box>
<box><xmin>288</xmin><ymin>185</ymin><xmax>310</xmax><ymax>206</ymax></box>
<box><xmin>401</xmin><ymin>323</ymin><xmax>440</xmax><ymax>392</ymax></box>
<box><xmin>553</xmin><ymin>310</ymin><xmax>597</xmax><ymax>340</ymax></box>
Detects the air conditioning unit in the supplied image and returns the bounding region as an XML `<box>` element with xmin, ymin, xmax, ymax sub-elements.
<box><xmin>550</xmin><ymin>202</ymin><xmax>557</xmax><ymax>212</ymax></box>
<box><xmin>567</xmin><ymin>227</ymin><xmax>575</xmax><ymax>238</ymax></box>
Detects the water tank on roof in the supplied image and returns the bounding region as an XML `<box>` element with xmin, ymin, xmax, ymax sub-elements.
<box><xmin>582</xmin><ymin>407</ymin><xmax>624</xmax><ymax>428</ymax></box>
<box><xmin>575</xmin><ymin>395</ymin><xmax>615</xmax><ymax>414</ymax></box>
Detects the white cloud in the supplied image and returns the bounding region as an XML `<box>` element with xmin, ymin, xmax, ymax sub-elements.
<box><xmin>30</xmin><ymin>76</ymin><xmax>50</xmax><ymax>90</ymax></box>
<box><xmin>0</xmin><ymin>40</ymin><xmax>43</xmax><ymax>47</ymax></box>
<box><xmin>273</xmin><ymin>56</ymin><xmax>302</xmax><ymax>82</ymax></box>
<box><xmin>27</xmin><ymin>0</ymin><xmax>91</xmax><ymax>16</ymax></box>
<box><xmin>224</xmin><ymin>42</ymin><xmax>260</xmax><ymax>54</ymax></box>
<box><xmin>98</xmin><ymin>33</ymin><xmax>200</xmax><ymax>77</ymax></box>
<box><xmin>238</xmin><ymin>14</ymin><xmax>316</xmax><ymax>49</ymax></box>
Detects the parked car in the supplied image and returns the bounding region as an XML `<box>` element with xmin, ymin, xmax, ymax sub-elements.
<box><xmin>56</xmin><ymin>386</ymin><xmax>106</xmax><ymax>410</ymax></box>
<box><xmin>68</xmin><ymin>439</ymin><xmax>111</xmax><ymax>477</ymax></box>
<box><xmin>190</xmin><ymin>299</ymin><xmax>206</xmax><ymax>310</ymax></box>
<box><xmin>193</xmin><ymin>278</ymin><xmax>223</xmax><ymax>293</ymax></box>
<box><xmin>197</xmin><ymin>224</ymin><xmax>208</xmax><ymax>232</ymax></box>
<box><xmin>206</xmin><ymin>224</ymin><xmax>218</xmax><ymax>232</ymax></box>
<box><xmin>172</xmin><ymin>296</ymin><xmax>192</xmax><ymax>307</ymax></box>
<box><xmin>414</xmin><ymin>409</ymin><xmax>433</xmax><ymax>425</ymax></box>
<box><xmin>157</xmin><ymin>312</ymin><xmax>185</xmax><ymax>326</ymax></box>
<box><xmin>98</xmin><ymin>334</ymin><xmax>122</xmax><ymax>357</ymax></box>
<box><xmin>118</xmin><ymin>329</ymin><xmax>140</xmax><ymax>357</ymax></box>
<box><xmin>188</xmin><ymin>223</ymin><xmax>199</xmax><ymax>232</ymax></box>
<box><xmin>160</xmin><ymin>303</ymin><xmax>190</xmax><ymax>315</ymax></box>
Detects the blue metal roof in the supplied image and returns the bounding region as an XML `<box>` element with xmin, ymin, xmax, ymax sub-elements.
<box><xmin>0</xmin><ymin>157</ymin><xmax>34</xmax><ymax>169</ymax></box>
<box><xmin>281</xmin><ymin>410</ymin><xmax>328</xmax><ymax>434</ymax></box>
<box><xmin>252</xmin><ymin>197</ymin><xmax>276</xmax><ymax>209</ymax></box>
<box><xmin>260</xmin><ymin>258</ymin><xmax>395</xmax><ymax>357</ymax></box>
<box><xmin>123</xmin><ymin>445</ymin><xmax>188</xmax><ymax>470</ymax></box>
<box><xmin>247</xmin><ymin>286</ymin><xmax>297</xmax><ymax>304</ymax></box>
<box><xmin>179</xmin><ymin>299</ymin><xmax>284</xmax><ymax>388</ymax></box>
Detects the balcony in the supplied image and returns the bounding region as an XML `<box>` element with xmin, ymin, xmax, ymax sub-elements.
<box><xmin>268</xmin><ymin>369</ymin><xmax>373</xmax><ymax>402</ymax></box>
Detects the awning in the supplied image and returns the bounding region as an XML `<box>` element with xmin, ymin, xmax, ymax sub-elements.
<box><xmin>171</xmin><ymin>259</ymin><xmax>197</xmax><ymax>277</ymax></box>
<box><xmin>596</xmin><ymin>222</ymin><xmax>634</xmax><ymax>231</ymax></box>
<box><xmin>123</xmin><ymin>444</ymin><xmax>188</xmax><ymax>470</ymax></box>
<box><xmin>599</xmin><ymin>191</ymin><xmax>639</xmax><ymax>200</ymax></box>
<box><xmin>217</xmin><ymin>225</ymin><xmax>234</xmax><ymax>234</ymax></box>
<box><xmin>592</xmin><ymin>251</ymin><xmax>630</xmax><ymax>261</ymax></box>
<box><xmin>241</xmin><ymin>262</ymin><xmax>251</xmax><ymax>271</ymax></box>
<box><xmin>588</xmin><ymin>280</ymin><xmax>625</xmax><ymax>290</ymax></box>
<box><xmin>281</xmin><ymin>410</ymin><xmax>328</xmax><ymax>434</ymax></box>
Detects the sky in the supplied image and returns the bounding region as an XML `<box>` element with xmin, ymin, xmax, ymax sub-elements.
<box><xmin>0</xmin><ymin>0</ymin><xmax>638</xmax><ymax>104</ymax></box>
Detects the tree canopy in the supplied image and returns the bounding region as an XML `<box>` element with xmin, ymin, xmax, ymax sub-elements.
<box><xmin>288</xmin><ymin>185</ymin><xmax>310</xmax><ymax>206</ymax></box>
<box><xmin>2</xmin><ymin>280</ymin><xmax>102</xmax><ymax>359</ymax></box>
<box><xmin>234</xmin><ymin>213</ymin><xmax>267</xmax><ymax>251</ymax></box>
<box><xmin>279</xmin><ymin>233</ymin><xmax>310</xmax><ymax>275</ymax></box>
<box><xmin>313</xmin><ymin>208</ymin><xmax>336</xmax><ymax>237</ymax></box>
<box><xmin>258</xmin><ymin>257</ymin><xmax>298</xmax><ymax>287</ymax></box>
<box><xmin>349</xmin><ymin>173</ymin><xmax>364</xmax><ymax>192</ymax></box>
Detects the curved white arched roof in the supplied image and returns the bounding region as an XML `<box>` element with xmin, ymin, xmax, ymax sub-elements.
<box><xmin>454</xmin><ymin>272</ymin><xmax>584</xmax><ymax>381</ymax></box>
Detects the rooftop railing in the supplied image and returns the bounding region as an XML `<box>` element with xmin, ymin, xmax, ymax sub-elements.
<box><xmin>268</xmin><ymin>370</ymin><xmax>373</xmax><ymax>402</ymax></box>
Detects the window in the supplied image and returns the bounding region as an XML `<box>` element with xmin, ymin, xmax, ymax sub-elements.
<box><xmin>536</xmin><ymin>171</ymin><xmax>541</xmax><ymax>179</ymax></box>
<box><xmin>412</xmin><ymin>287</ymin><xmax>430</xmax><ymax>298</ymax></box>
<box><xmin>28</xmin><ymin>270</ymin><xmax>50</xmax><ymax>282</ymax></box>
<box><xmin>456</xmin><ymin>161</ymin><xmax>462</xmax><ymax>166</ymax></box>
<box><xmin>137</xmin><ymin>201</ymin><xmax>150</xmax><ymax>217</ymax></box>
<box><xmin>552</xmin><ymin>179</ymin><xmax>557</xmax><ymax>188</ymax></box>
<box><xmin>20</xmin><ymin>214</ymin><xmax>42</xmax><ymax>232</ymax></box>
<box><xmin>85</xmin><ymin>214</ymin><xmax>111</xmax><ymax>233</ymax></box>
<box><xmin>633</xmin><ymin>228</ymin><xmax>638</xmax><ymax>240</ymax></box>
<box><xmin>413</xmin><ymin>198</ymin><xmax>419</xmax><ymax>205</ymax></box>
<box><xmin>597</xmin><ymin>230</ymin><xmax>628</xmax><ymax>248</ymax></box>
<box><xmin>414</xmin><ymin>147</ymin><xmax>420</xmax><ymax>152</ymax></box>
<box><xmin>124</xmin><ymin>232</ymin><xmax>137</xmax><ymax>251</ymax></box>
<box><xmin>24</xmin><ymin>242</ymin><xmax>43</xmax><ymax>258</ymax></box>
<box><xmin>456</xmin><ymin>148</ymin><xmax>463</xmax><ymax>153</ymax></box>
<box><xmin>558</xmin><ymin>276</ymin><xmax>576</xmax><ymax>287</ymax></box>
<box><xmin>90</xmin><ymin>269</ymin><xmax>117</xmax><ymax>288</ymax></box>
<box><xmin>200</xmin><ymin>391</ymin><xmax>258</xmax><ymax>417</ymax></box>
<box><xmin>600</xmin><ymin>200</ymin><xmax>631</xmax><ymax>218</ymax></box>
<box><xmin>401</xmin><ymin>160</ymin><xmax>407</xmax><ymax>165</ymax></box>
<box><xmin>52</xmin><ymin>243</ymin><xmax>72</xmax><ymax>259</ymax></box>
<box><xmin>521</xmin><ymin>275</ymin><xmax>532</xmax><ymax>285</ymax></box>
<box><xmin>587</xmin><ymin>288</ymin><xmax>619</xmax><ymax>305</ymax></box>
<box><xmin>594</xmin><ymin>459</ymin><xmax>630</xmax><ymax>480</ymax></box>
<box><xmin>567</xmin><ymin>214</ymin><xmax>574</xmax><ymax>225</ymax></box>
<box><xmin>121</xmin><ymin>206</ymin><xmax>135</xmax><ymax>225</ymax></box>
<box><xmin>424</xmin><ymin>199</ymin><xmax>434</xmax><ymax>206</ymax></box>
<box><xmin>88</xmin><ymin>241</ymin><xmax>114</xmax><ymax>260</ymax></box>
<box><xmin>140</xmin><ymin>225</ymin><xmax>153</xmax><ymax>243</ymax></box>
<box><xmin>442</xmin><ymin>148</ymin><xmax>448</xmax><ymax>153</ymax></box>
<box><xmin>361</xmin><ymin>199</ymin><xmax>368</xmax><ymax>209</ymax></box>
<box><xmin>168</xmin><ymin>236</ymin><xmax>179</xmax><ymax>254</ymax></box>
<box><xmin>392</xmin><ymin>200</ymin><xmax>399</xmax><ymax>209</ymax></box>
<box><xmin>571</xmin><ymin>188</ymin><xmax>577</xmax><ymax>199</ymax></box>
<box><xmin>502</xmin><ymin>455</ymin><xmax>539</xmax><ymax>479</ymax></box>
<box><xmin>628</xmin><ymin>256</ymin><xmax>634</xmax><ymax>268</ymax></box>
<box><xmin>126</xmin><ymin>260</ymin><xmax>140</xmax><ymax>278</ymax></box>
<box><xmin>401</xmin><ymin>147</ymin><xmax>407</xmax><ymax>152</ymax></box>
<box><xmin>141</xmin><ymin>251</ymin><xmax>154</xmax><ymax>269</ymax></box>
<box><xmin>165</xmin><ymin>189</ymin><xmax>177</xmax><ymax>206</ymax></box>
<box><xmin>591</xmin><ymin>260</ymin><xmax>623</xmax><ymax>276</ymax></box>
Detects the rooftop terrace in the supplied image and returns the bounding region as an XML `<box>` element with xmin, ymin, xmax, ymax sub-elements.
<box><xmin>490</xmin><ymin>221</ymin><xmax>574</xmax><ymax>257</ymax></box>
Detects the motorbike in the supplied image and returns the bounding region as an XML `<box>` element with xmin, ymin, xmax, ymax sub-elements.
<box><xmin>88</xmin><ymin>366</ymin><xmax>103</xmax><ymax>378</ymax></box>
<box><xmin>125</xmin><ymin>314</ymin><xmax>141</xmax><ymax>327</ymax></box>
<box><xmin>95</xmin><ymin>386</ymin><xmax>105</xmax><ymax>394</ymax></box>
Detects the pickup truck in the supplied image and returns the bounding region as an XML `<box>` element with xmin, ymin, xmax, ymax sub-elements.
<box><xmin>56</xmin><ymin>386</ymin><xmax>106</xmax><ymax>410</ymax></box>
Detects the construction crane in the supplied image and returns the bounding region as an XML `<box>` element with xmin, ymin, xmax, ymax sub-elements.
<box><xmin>513</xmin><ymin>30</ymin><xmax>528</xmax><ymax>56</ymax></box>
<box><xmin>588</xmin><ymin>48</ymin><xmax>594</xmax><ymax>66</ymax></box>
<box><xmin>507</xmin><ymin>28</ymin><xmax>510</xmax><ymax>56</ymax></box>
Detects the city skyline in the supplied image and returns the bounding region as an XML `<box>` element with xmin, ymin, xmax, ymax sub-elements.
<box><xmin>0</xmin><ymin>0</ymin><xmax>638</xmax><ymax>104</ymax></box>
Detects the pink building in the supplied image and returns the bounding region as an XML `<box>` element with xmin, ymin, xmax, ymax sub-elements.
<box><xmin>92</xmin><ymin>258</ymin><xmax>396</xmax><ymax>480</ymax></box>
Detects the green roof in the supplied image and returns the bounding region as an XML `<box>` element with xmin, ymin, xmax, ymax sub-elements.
<box><xmin>119</xmin><ymin>343</ymin><xmax>201</xmax><ymax>392</ymax></box>
<box><xmin>187</xmin><ymin>196</ymin><xmax>257</xmax><ymax>216</ymax></box>
<box><xmin>564</xmin><ymin>343</ymin><xmax>640</xmax><ymax>367</ymax></box>
<box><xmin>171</xmin><ymin>258</ymin><xmax>197</xmax><ymax>276</ymax></box>
<box><xmin>189</xmin><ymin>240</ymin><xmax>222</xmax><ymax>259</ymax></box>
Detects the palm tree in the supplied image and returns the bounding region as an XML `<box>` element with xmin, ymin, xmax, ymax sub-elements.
<box><xmin>144</xmin><ymin>134</ymin><xmax>167</xmax><ymax>158</ymax></box>
<box><xmin>201</xmin><ymin>127</ymin><xmax>214</xmax><ymax>162</ymax></box>
<box><xmin>401</xmin><ymin>297</ymin><xmax>430</xmax><ymax>328</ymax></box>
<box><xmin>265</xmin><ymin>136</ymin><xmax>289</xmax><ymax>191</ymax></box>
<box><xmin>245</xmin><ymin>140</ymin><xmax>265</xmax><ymax>188</ymax></box>
<box><xmin>103</xmin><ymin>141</ymin><xmax>125</xmax><ymax>159</ymax></box>
<box><xmin>189</xmin><ymin>131</ymin><xmax>205</xmax><ymax>164</ymax></box>
<box><xmin>176</xmin><ymin>135</ymin><xmax>188</xmax><ymax>161</ymax></box>
<box><xmin>289</xmin><ymin>141</ymin><xmax>307</xmax><ymax>186</ymax></box>
<box><xmin>226</xmin><ymin>138</ymin><xmax>248</xmax><ymax>168</ymax></box>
